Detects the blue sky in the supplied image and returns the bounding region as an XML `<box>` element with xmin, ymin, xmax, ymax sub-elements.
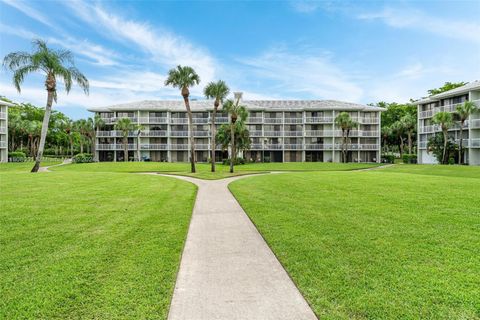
<box><xmin>1</xmin><ymin>0</ymin><xmax>479</xmax><ymax>119</ymax></box>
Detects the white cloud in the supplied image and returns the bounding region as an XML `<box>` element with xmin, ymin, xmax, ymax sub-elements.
<box><xmin>358</xmin><ymin>7</ymin><xmax>480</xmax><ymax>44</ymax></box>
<box><xmin>2</xmin><ymin>0</ymin><xmax>56</xmax><ymax>28</ymax></box>
<box><xmin>237</xmin><ymin>46</ymin><xmax>364</xmax><ymax>102</ymax></box>
<box><xmin>290</xmin><ymin>1</ymin><xmax>321</xmax><ymax>13</ymax></box>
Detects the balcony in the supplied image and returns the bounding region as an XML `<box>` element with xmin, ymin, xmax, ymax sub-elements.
<box><xmin>305</xmin><ymin>143</ymin><xmax>324</xmax><ymax>150</ymax></box>
<box><xmin>0</xmin><ymin>112</ymin><xmax>6</xmax><ymax>119</ymax></box>
<box><xmin>264</xmin><ymin>118</ymin><xmax>283</xmax><ymax>124</ymax></box>
<box><xmin>192</xmin><ymin>118</ymin><xmax>209</xmax><ymax>124</ymax></box>
<box><xmin>250</xmin><ymin>130</ymin><xmax>263</xmax><ymax>137</ymax></box>
<box><xmin>247</xmin><ymin>117</ymin><xmax>263</xmax><ymax>124</ymax></box>
<box><xmin>419</xmin><ymin>141</ymin><xmax>427</xmax><ymax>149</ymax></box>
<box><xmin>284</xmin><ymin>131</ymin><xmax>303</xmax><ymax>137</ymax></box>
<box><xmin>195</xmin><ymin>144</ymin><xmax>210</xmax><ymax>150</ymax></box>
<box><xmin>419</xmin><ymin>125</ymin><xmax>436</xmax><ymax>134</ymax></box>
<box><xmin>145</xmin><ymin>117</ymin><xmax>168</xmax><ymax>124</ymax></box>
<box><xmin>193</xmin><ymin>131</ymin><xmax>209</xmax><ymax>137</ymax></box>
<box><xmin>250</xmin><ymin>143</ymin><xmax>263</xmax><ymax>149</ymax></box>
<box><xmin>264</xmin><ymin>131</ymin><xmax>283</xmax><ymax>137</ymax></box>
<box><xmin>117</xmin><ymin>116</ymin><xmax>137</xmax><ymax>122</ymax></box>
<box><xmin>171</xmin><ymin>118</ymin><xmax>188</xmax><ymax>124</ymax></box>
<box><xmin>171</xmin><ymin>131</ymin><xmax>189</xmax><ymax>137</ymax></box>
<box><xmin>305</xmin><ymin>116</ymin><xmax>333</xmax><ymax>123</ymax></box>
<box><xmin>284</xmin><ymin>118</ymin><xmax>303</xmax><ymax>124</ymax></box>
<box><xmin>471</xmin><ymin>139</ymin><xmax>480</xmax><ymax>148</ymax></box>
<box><xmin>140</xmin><ymin>130</ymin><xmax>168</xmax><ymax>137</ymax></box>
<box><xmin>419</xmin><ymin>110</ymin><xmax>434</xmax><ymax>119</ymax></box>
<box><xmin>419</xmin><ymin>99</ymin><xmax>480</xmax><ymax>118</ymax></box>
<box><xmin>101</xmin><ymin>117</ymin><xmax>116</xmax><ymax>124</ymax></box>
<box><xmin>96</xmin><ymin>143</ymin><xmax>136</xmax><ymax>151</ymax></box>
<box><xmin>358</xmin><ymin>130</ymin><xmax>378</xmax><ymax>137</ymax></box>
<box><xmin>170</xmin><ymin>144</ymin><xmax>189</xmax><ymax>150</ymax></box>
<box><xmin>284</xmin><ymin>144</ymin><xmax>303</xmax><ymax>150</ymax></box>
<box><xmin>215</xmin><ymin>117</ymin><xmax>229</xmax><ymax>124</ymax></box>
<box><xmin>0</xmin><ymin>127</ymin><xmax>7</xmax><ymax>134</ymax></box>
<box><xmin>470</xmin><ymin>119</ymin><xmax>480</xmax><ymax>129</ymax></box>
<box><xmin>141</xmin><ymin>143</ymin><xmax>168</xmax><ymax>150</ymax></box>
<box><xmin>0</xmin><ymin>141</ymin><xmax>6</xmax><ymax>148</ymax></box>
<box><xmin>264</xmin><ymin>144</ymin><xmax>282</xmax><ymax>150</ymax></box>
<box><xmin>359</xmin><ymin>117</ymin><xmax>379</xmax><ymax>124</ymax></box>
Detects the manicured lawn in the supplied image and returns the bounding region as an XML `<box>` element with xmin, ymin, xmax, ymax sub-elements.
<box><xmin>52</xmin><ymin>161</ymin><xmax>381</xmax><ymax>180</ymax></box>
<box><xmin>0</xmin><ymin>171</ymin><xmax>196</xmax><ymax>319</ymax></box>
<box><xmin>380</xmin><ymin>164</ymin><xmax>480</xmax><ymax>179</ymax></box>
<box><xmin>230</xmin><ymin>171</ymin><xmax>480</xmax><ymax>319</ymax></box>
<box><xmin>0</xmin><ymin>160</ymin><xmax>62</xmax><ymax>172</ymax></box>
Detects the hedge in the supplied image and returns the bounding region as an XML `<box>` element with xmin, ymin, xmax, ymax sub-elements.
<box><xmin>73</xmin><ymin>153</ymin><xmax>94</xmax><ymax>163</ymax></box>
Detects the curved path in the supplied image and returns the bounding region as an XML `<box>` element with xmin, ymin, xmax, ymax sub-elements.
<box><xmin>147</xmin><ymin>173</ymin><xmax>317</xmax><ymax>320</ymax></box>
<box><xmin>38</xmin><ymin>158</ymin><xmax>72</xmax><ymax>172</ymax></box>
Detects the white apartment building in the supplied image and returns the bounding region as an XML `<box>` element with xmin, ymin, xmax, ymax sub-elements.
<box><xmin>88</xmin><ymin>98</ymin><xmax>383</xmax><ymax>163</ymax></box>
<box><xmin>416</xmin><ymin>81</ymin><xmax>480</xmax><ymax>165</ymax></box>
<box><xmin>0</xmin><ymin>100</ymin><xmax>13</xmax><ymax>163</ymax></box>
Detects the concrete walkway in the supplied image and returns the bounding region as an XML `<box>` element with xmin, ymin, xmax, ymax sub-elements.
<box><xmin>38</xmin><ymin>158</ymin><xmax>72</xmax><ymax>172</ymax></box>
<box><xmin>154</xmin><ymin>174</ymin><xmax>317</xmax><ymax>320</ymax></box>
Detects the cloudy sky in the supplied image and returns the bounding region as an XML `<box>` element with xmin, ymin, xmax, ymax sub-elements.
<box><xmin>1</xmin><ymin>0</ymin><xmax>479</xmax><ymax>119</ymax></box>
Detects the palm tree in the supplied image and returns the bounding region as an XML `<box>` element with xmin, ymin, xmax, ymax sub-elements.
<box><xmin>222</xmin><ymin>98</ymin><xmax>248</xmax><ymax>173</ymax></box>
<box><xmin>335</xmin><ymin>112</ymin><xmax>357</xmax><ymax>163</ymax></box>
<box><xmin>456</xmin><ymin>101</ymin><xmax>477</xmax><ymax>164</ymax></box>
<box><xmin>3</xmin><ymin>39</ymin><xmax>89</xmax><ymax>172</ymax></box>
<box><xmin>432</xmin><ymin>111</ymin><xmax>453</xmax><ymax>164</ymax></box>
<box><xmin>92</xmin><ymin>115</ymin><xmax>105</xmax><ymax>161</ymax></box>
<box><xmin>135</xmin><ymin>124</ymin><xmax>145</xmax><ymax>161</ymax></box>
<box><xmin>204</xmin><ymin>80</ymin><xmax>230</xmax><ymax>172</ymax></box>
<box><xmin>400</xmin><ymin>113</ymin><xmax>416</xmax><ymax>154</ymax></box>
<box><xmin>381</xmin><ymin>126</ymin><xmax>392</xmax><ymax>153</ymax></box>
<box><xmin>391</xmin><ymin>120</ymin><xmax>406</xmax><ymax>157</ymax></box>
<box><xmin>164</xmin><ymin>65</ymin><xmax>200</xmax><ymax>173</ymax></box>
<box><xmin>115</xmin><ymin>118</ymin><xmax>135</xmax><ymax>162</ymax></box>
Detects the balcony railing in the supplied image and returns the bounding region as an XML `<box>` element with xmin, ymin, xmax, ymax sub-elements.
<box><xmin>96</xmin><ymin>144</ymin><xmax>136</xmax><ymax>150</ymax></box>
<box><xmin>192</xmin><ymin>118</ymin><xmax>209</xmax><ymax>124</ymax></box>
<box><xmin>264</xmin><ymin>144</ymin><xmax>283</xmax><ymax>150</ymax></box>
<box><xmin>0</xmin><ymin>127</ymin><xmax>7</xmax><ymax>134</ymax></box>
<box><xmin>171</xmin><ymin>118</ymin><xmax>188</xmax><ymax>124</ymax></box>
<box><xmin>250</xmin><ymin>143</ymin><xmax>263</xmax><ymax>149</ymax></box>
<box><xmin>284</xmin><ymin>131</ymin><xmax>303</xmax><ymax>137</ymax></box>
<box><xmin>247</xmin><ymin>117</ymin><xmax>263</xmax><ymax>123</ymax></box>
<box><xmin>0</xmin><ymin>141</ymin><xmax>6</xmax><ymax>148</ymax></box>
<box><xmin>141</xmin><ymin>144</ymin><xmax>168</xmax><ymax>150</ymax></box>
<box><xmin>359</xmin><ymin>118</ymin><xmax>379</xmax><ymax>124</ymax></box>
<box><xmin>142</xmin><ymin>117</ymin><xmax>168</xmax><ymax>124</ymax></box>
<box><xmin>469</xmin><ymin>119</ymin><xmax>480</xmax><ymax>129</ymax></box>
<box><xmin>264</xmin><ymin>131</ymin><xmax>283</xmax><ymax>136</ymax></box>
<box><xmin>419</xmin><ymin>110</ymin><xmax>434</xmax><ymax>119</ymax></box>
<box><xmin>215</xmin><ymin>117</ymin><xmax>229</xmax><ymax>123</ymax></box>
<box><xmin>264</xmin><ymin>118</ymin><xmax>283</xmax><ymax>124</ymax></box>
<box><xmin>195</xmin><ymin>144</ymin><xmax>209</xmax><ymax>150</ymax></box>
<box><xmin>284</xmin><ymin>144</ymin><xmax>303</xmax><ymax>150</ymax></box>
<box><xmin>471</xmin><ymin>139</ymin><xmax>480</xmax><ymax>148</ymax></box>
<box><xmin>419</xmin><ymin>141</ymin><xmax>427</xmax><ymax>149</ymax></box>
<box><xmin>419</xmin><ymin>99</ymin><xmax>480</xmax><ymax>118</ymax></box>
<box><xmin>305</xmin><ymin>116</ymin><xmax>333</xmax><ymax>123</ymax></box>
<box><xmin>284</xmin><ymin>118</ymin><xmax>303</xmax><ymax>124</ymax></box>
<box><xmin>140</xmin><ymin>130</ymin><xmax>168</xmax><ymax>137</ymax></box>
<box><xmin>0</xmin><ymin>112</ymin><xmax>6</xmax><ymax>119</ymax></box>
<box><xmin>193</xmin><ymin>131</ymin><xmax>209</xmax><ymax>137</ymax></box>
<box><xmin>250</xmin><ymin>130</ymin><xmax>263</xmax><ymax>137</ymax></box>
<box><xmin>171</xmin><ymin>131</ymin><xmax>189</xmax><ymax>137</ymax></box>
<box><xmin>100</xmin><ymin>117</ymin><xmax>116</xmax><ymax>124</ymax></box>
<box><xmin>170</xmin><ymin>144</ymin><xmax>189</xmax><ymax>150</ymax></box>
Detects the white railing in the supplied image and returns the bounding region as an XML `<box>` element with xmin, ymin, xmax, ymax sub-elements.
<box><xmin>101</xmin><ymin>117</ymin><xmax>116</xmax><ymax>124</ymax></box>
<box><xmin>192</xmin><ymin>118</ymin><xmax>209</xmax><ymax>124</ymax></box>
<box><xmin>117</xmin><ymin>116</ymin><xmax>137</xmax><ymax>122</ymax></box>
<box><xmin>247</xmin><ymin>117</ymin><xmax>263</xmax><ymax>123</ymax></box>
<box><xmin>140</xmin><ymin>130</ymin><xmax>168</xmax><ymax>137</ymax></box>
<box><xmin>419</xmin><ymin>141</ymin><xmax>427</xmax><ymax>149</ymax></box>
<box><xmin>96</xmin><ymin>144</ymin><xmax>136</xmax><ymax>150</ymax></box>
<box><xmin>419</xmin><ymin>99</ymin><xmax>480</xmax><ymax>118</ymax></box>
<box><xmin>171</xmin><ymin>131</ymin><xmax>189</xmax><ymax>136</ymax></box>
<box><xmin>264</xmin><ymin>131</ymin><xmax>283</xmax><ymax>136</ymax></box>
<box><xmin>250</xmin><ymin>143</ymin><xmax>263</xmax><ymax>149</ymax></box>
<box><xmin>195</xmin><ymin>144</ymin><xmax>209</xmax><ymax>150</ymax></box>
<box><xmin>170</xmin><ymin>144</ymin><xmax>189</xmax><ymax>150</ymax></box>
<box><xmin>147</xmin><ymin>117</ymin><xmax>168</xmax><ymax>124</ymax></box>
<box><xmin>471</xmin><ymin>139</ymin><xmax>480</xmax><ymax>148</ymax></box>
<box><xmin>305</xmin><ymin>143</ymin><xmax>324</xmax><ymax>150</ymax></box>
<box><xmin>419</xmin><ymin>110</ymin><xmax>434</xmax><ymax>119</ymax></box>
<box><xmin>215</xmin><ymin>117</ymin><xmax>229</xmax><ymax>123</ymax></box>
<box><xmin>470</xmin><ymin>119</ymin><xmax>480</xmax><ymax>129</ymax></box>
<box><xmin>419</xmin><ymin>125</ymin><xmax>436</xmax><ymax>134</ymax></box>
<box><xmin>359</xmin><ymin>130</ymin><xmax>378</xmax><ymax>137</ymax></box>
<box><xmin>264</xmin><ymin>118</ymin><xmax>283</xmax><ymax>124</ymax></box>
<box><xmin>264</xmin><ymin>144</ymin><xmax>282</xmax><ymax>150</ymax></box>
<box><xmin>193</xmin><ymin>131</ymin><xmax>209</xmax><ymax>137</ymax></box>
<box><xmin>284</xmin><ymin>118</ymin><xmax>303</xmax><ymax>124</ymax></box>
<box><xmin>283</xmin><ymin>144</ymin><xmax>303</xmax><ymax>150</ymax></box>
<box><xmin>305</xmin><ymin>117</ymin><xmax>333</xmax><ymax>123</ymax></box>
<box><xmin>97</xmin><ymin>130</ymin><xmax>137</xmax><ymax>137</ymax></box>
<box><xmin>0</xmin><ymin>112</ymin><xmax>6</xmax><ymax>119</ymax></box>
<box><xmin>0</xmin><ymin>141</ymin><xmax>6</xmax><ymax>148</ymax></box>
<box><xmin>359</xmin><ymin>118</ymin><xmax>379</xmax><ymax>124</ymax></box>
<box><xmin>141</xmin><ymin>144</ymin><xmax>168</xmax><ymax>150</ymax></box>
<box><xmin>250</xmin><ymin>131</ymin><xmax>263</xmax><ymax>137</ymax></box>
<box><xmin>171</xmin><ymin>118</ymin><xmax>188</xmax><ymax>124</ymax></box>
<box><xmin>284</xmin><ymin>131</ymin><xmax>303</xmax><ymax>137</ymax></box>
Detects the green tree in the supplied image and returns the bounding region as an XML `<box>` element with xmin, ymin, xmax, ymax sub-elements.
<box><xmin>335</xmin><ymin>112</ymin><xmax>357</xmax><ymax>163</ymax></box>
<box><xmin>391</xmin><ymin>121</ymin><xmax>406</xmax><ymax>157</ymax></box>
<box><xmin>400</xmin><ymin>113</ymin><xmax>417</xmax><ymax>154</ymax></box>
<box><xmin>216</xmin><ymin>122</ymin><xmax>251</xmax><ymax>155</ymax></box>
<box><xmin>381</xmin><ymin>126</ymin><xmax>392</xmax><ymax>153</ymax></box>
<box><xmin>223</xmin><ymin>98</ymin><xmax>248</xmax><ymax>173</ymax></box>
<box><xmin>115</xmin><ymin>118</ymin><xmax>135</xmax><ymax>162</ymax></box>
<box><xmin>3</xmin><ymin>39</ymin><xmax>89</xmax><ymax>172</ymax></box>
<box><xmin>455</xmin><ymin>101</ymin><xmax>477</xmax><ymax>164</ymax></box>
<box><xmin>432</xmin><ymin>111</ymin><xmax>453</xmax><ymax>164</ymax></box>
<box><xmin>204</xmin><ymin>80</ymin><xmax>230</xmax><ymax>172</ymax></box>
<box><xmin>164</xmin><ymin>65</ymin><xmax>200</xmax><ymax>173</ymax></box>
<box><xmin>428</xmin><ymin>82</ymin><xmax>467</xmax><ymax>96</ymax></box>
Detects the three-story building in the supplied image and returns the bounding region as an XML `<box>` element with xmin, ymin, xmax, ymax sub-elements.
<box><xmin>88</xmin><ymin>96</ymin><xmax>383</xmax><ymax>163</ymax></box>
<box><xmin>416</xmin><ymin>81</ymin><xmax>480</xmax><ymax>165</ymax></box>
<box><xmin>0</xmin><ymin>100</ymin><xmax>13</xmax><ymax>163</ymax></box>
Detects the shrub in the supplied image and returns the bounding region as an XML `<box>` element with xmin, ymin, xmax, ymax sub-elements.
<box><xmin>8</xmin><ymin>151</ymin><xmax>26</xmax><ymax>162</ymax></box>
<box><xmin>382</xmin><ymin>154</ymin><xmax>395</xmax><ymax>164</ymax></box>
<box><xmin>73</xmin><ymin>153</ymin><xmax>93</xmax><ymax>163</ymax></box>
<box><xmin>402</xmin><ymin>154</ymin><xmax>417</xmax><ymax>164</ymax></box>
<box><xmin>222</xmin><ymin>157</ymin><xmax>245</xmax><ymax>165</ymax></box>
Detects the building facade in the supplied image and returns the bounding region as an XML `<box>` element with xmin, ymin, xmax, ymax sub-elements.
<box><xmin>416</xmin><ymin>81</ymin><xmax>480</xmax><ymax>165</ymax></box>
<box><xmin>0</xmin><ymin>100</ymin><xmax>12</xmax><ymax>163</ymax></box>
<box><xmin>88</xmin><ymin>98</ymin><xmax>383</xmax><ymax>163</ymax></box>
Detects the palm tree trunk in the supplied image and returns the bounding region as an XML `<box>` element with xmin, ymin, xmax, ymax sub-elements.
<box><xmin>442</xmin><ymin>130</ymin><xmax>448</xmax><ymax>164</ymax></box>
<box><xmin>458</xmin><ymin>124</ymin><xmax>463</xmax><ymax>164</ymax></box>
<box><xmin>345</xmin><ymin>134</ymin><xmax>349</xmax><ymax>163</ymax></box>
<box><xmin>408</xmin><ymin>132</ymin><xmax>412</xmax><ymax>154</ymax></box>
<box><xmin>92</xmin><ymin>134</ymin><xmax>96</xmax><ymax>161</ymax></box>
<box><xmin>211</xmin><ymin>107</ymin><xmax>217</xmax><ymax>172</ymax></box>
<box><xmin>399</xmin><ymin>136</ymin><xmax>404</xmax><ymax>158</ymax></box>
<box><xmin>183</xmin><ymin>96</ymin><xmax>196</xmax><ymax>173</ymax></box>
<box><xmin>342</xmin><ymin>131</ymin><xmax>346</xmax><ymax>163</ymax></box>
<box><xmin>230</xmin><ymin>123</ymin><xmax>235</xmax><ymax>173</ymax></box>
<box><xmin>136</xmin><ymin>134</ymin><xmax>141</xmax><ymax>162</ymax></box>
<box><xmin>31</xmin><ymin>91</ymin><xmax>54</xmax><ymax>172</ymax></box>
<box><xmin>124</xmin><ymin>136</ymin><xmax>128</xmax><ymax>162</ymax></box>
<box><xmin>70</xmin><ymin>137</ymin><xmax>74</xmax><ymax>158</ymax></box>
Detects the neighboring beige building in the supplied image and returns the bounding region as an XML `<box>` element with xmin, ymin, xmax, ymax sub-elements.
<box><xmin>0</xmin><ymin>100</ymin><xmax>13</xmax><ymax>163</ymax></box>
<box><xmin>416</xmin><ymin>81</ymin><xmax>480</xmax><ymax>165</ymax></box>
<box><xmin>88</xmin><ymin>96</ymin><xmax>383</xmax><ymax>163</ymax></box>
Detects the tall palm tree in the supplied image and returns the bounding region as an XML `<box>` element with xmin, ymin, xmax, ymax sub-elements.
<box><xmin>3</xmin><ymin>39</ymin><xmax>89</xmax><ymax>172</ymax></box>
<box><xmin>164</xmin><ymin>65</ymin><xmax>200</xmax><ymax>173</ymax></box>
<box><xmin>115</xmin><ymin>118</ymin><xmax>135</xmax><ymax>162</ymax></box>
<box><xmin>400</xmin><ymin>113</ymin><xmax>416</xmax><ymax>154</ymax></box>
<box><xmin>335</xmin><ymin>112</ymin><xmax>357</xmax><ymax>163</ymax></box>
<box><xmin>135</xmin><ymin>124</ymin><xmax>145</xmax><ymax>161</ymax></box>
<box><xmin>92</xmin><ymin>115</ymin><xmax>105</xmax><ymax>161</ymax></box>
<box><xmin>391</xmin><ymin>120</ymin><xmax>406</xmax><ymax>157</ymax></box>
<box><xmin>432</xmin><ymin>111</ymin><xmax>453</xmax><ymax>164</ymax></box>
<box><xmin>223</xmin><ymin>98</ymin><xmax>248</xmax><ymax>173</ymax></box>
<box><xmin>204</xmin><ymin>80</ymin><xmax>230</xmax><ymax>172</ymax></box>
<box><xmin>456</xmin><ymin>101</ymin><xmax>477</xmax><ymax>164</ymax></box>
<box><xmin>381</xmin><ymin>125</ymin><xmax>392</xmax><ymax>153</ymax></box>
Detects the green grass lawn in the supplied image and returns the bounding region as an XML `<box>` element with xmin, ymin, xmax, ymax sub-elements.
<box><xmin>0</xmin><ymin>170</ymin><xmax>196</xmax><ymax>319</ymax></box>
<box><xmin>51</xmin><ymin>161</ymin><xmax>381</xmax><ymax>179</ymax></box>
<box><xmin>380</xmin><ymin>163</ymin><xmax>480</xmax><ymax>179</ymax></box>
<box><xmin>230</xmin><ymin>170</ymin><xmax>480</xmax><ymax>319</ymax></box>
<box><xmin>0</xmin><ymin>160</ymin><xmax>62</xmax><ymax>172</ymax></box>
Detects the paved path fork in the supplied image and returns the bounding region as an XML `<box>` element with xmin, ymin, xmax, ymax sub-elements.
<box><xmin>152</xmin><ymin>173</ymin><xmax>317</xmax><ymax>320</ymax></box>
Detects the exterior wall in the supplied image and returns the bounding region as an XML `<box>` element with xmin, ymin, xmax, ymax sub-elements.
<box><xmin>417</xmin><ymin>88</ymin><xmax>480</xmax><ymax>165</ymax></box>
<box><xmin>94</xmin><ymin>108</ymin><xmax>382</xmax><ymax>163</ymax></box>
<box><xmin>0</xmin><ymin>105</ymin><xmax>7</xmax><ymax>163</ymax></box>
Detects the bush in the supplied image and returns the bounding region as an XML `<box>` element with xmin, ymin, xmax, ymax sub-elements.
<box><xmin>402</xmin><ymin>154</ymin><xmax>417</xmax><ymax>164</ymax></box>
<box><xmin>8</xmin><ymin>151</ymin><xmax>26</xmax><ymax>162</ymax></box>
<box><xmin>73</xmin><ymin>153</ymin><xmax>93</xmax><ymax>163</ymax></box>
<box><xmin>222</xmin><ymin>157</ymin><xmax>245</xmax><ymax>165</ymax></box>
<box><xmin>382</xmin><ymin>154</ymin><xmax>395</xmax><ymax>164</ymax></box>
<box><xmin>448</xmin><ymin>157</ymin><xmax>455</xmax><ymax>165</ymax></box>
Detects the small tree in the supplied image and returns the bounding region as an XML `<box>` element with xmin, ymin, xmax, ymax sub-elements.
<box><xmin>3</xmin><ymin>39</ymin><xmax>89</xmax><ymax>172</ymax></box>
<box><xmin>216</xmin><ymin>122</ymin><xmax>251</xmax><ymax>156</ymax></box>
<box><xmin>115</xmin><ymin>118</ymin><xmax>135</xmax><ymax>162</ymax></box>
<box><xmin>432</xmin><ymin>111</ymin><xmax>453</xmax><ymax>164</ymax></box>
<box><xmin>164</xmin><ymin>65</ymin><xmax>200</xmax><ymax>173</ymax></box>
<box><xmin>222</xmin><ymin>98</ymin><xmax>248</xmax><ymax>173</ymax></box>
<box><xmin>204</xmin><ymin>80</ymin><xmax>230</xmax><ymax>172</ymax></box>
<box><xmin>400</xmin><ymin>113</ymin><xmax>416</xmax><ymax>154</ymax></box>
<box><xmin>456</xmin><ymin>101</ymin><xmax>477</xmax><ymax>164</ymax></box>
<box><xmin>427</xmin><ymin>134</ymin><xmax>457</xmax><ymax>164</ymax></box>
<box><xmin>335</xmin><ymin>112</ymin><xmax>357</xmax><ymax>163</ymax></box>
<box><xmin>391</xmin><ymin>120</ymin><xmax>406</xmax><ymax>157</ymax></box>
